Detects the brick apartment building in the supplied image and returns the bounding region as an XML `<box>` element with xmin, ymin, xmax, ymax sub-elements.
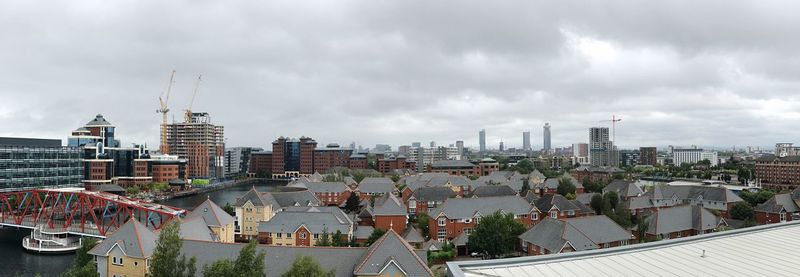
<box><xmin>755</xmin><ymin>155</ymin><xmax>800</xmax><ymax>191</ymax></box>
<box><xmin>428</xmin><ymin>196</ymin><xmax>535</xmax><ymax>242</ymax></box>
<box><xmin>377</xmin><ymin>154</ymin><xmax>416</xmax><ymax>173</ymax></box>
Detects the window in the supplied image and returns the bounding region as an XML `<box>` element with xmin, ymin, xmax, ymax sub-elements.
<box><xmin>531</xmin><ymin>213</ymin><xmax>539</xmax><ymax>220</ymax></box>
<box><xmin>780</xmin><ymin>212</ymin><xmax>787</xmax><ymax>222</ymax></box>
<box><xmin>539</xmin><ymin>246</ymin><xmax>545</xmax><ymax>255</ymax></box>
<box><xmin>567</xmin><ymin>210</ymin><xmax>575</xmax><ymax>216</ymax></box>
<box><xmin>314</xmin><ymin>234</ymin><xmax>319</xmax><ymax>239</ymax></box>
<box><xmin>464</xmin><ymin>228</ymin><xmax>474</xmax><ymax>235</ymax></box>
<box><xmin>112</xmin><ymin>256</ymin><xmax>123</xmax><ymax>266</ymax></box>
<box><xmin>437</xmin><ymin>229</ymin><xmax>446</xmax><ymax>241</ymax></box>
<box><xmin>276</xmin><ymin>233</ymin><xmax>282</xmax><ymax>238</ymax></box>
<box><xmin>620</xmin><ymin>240</ymin><xmax>629</xmax><ymax>246</ymax></box>
<box><xmin>550</xmin><ymin>211</ymin><xmax>558</xmax><ymax>219</ymax></box>
<box><xmin>438</xmin><ymin>218</ymin><xmax>446</xmax><ymax>226</ymax></box>
<box><xmin>286</xmin><ymin>233</ymin><xmax>292</xmax><ymax>238</ymax></box>
<box><xmin>300</xmin><ymin>233</ymin><xmax>306</xmax><ymax>239</ymax></box>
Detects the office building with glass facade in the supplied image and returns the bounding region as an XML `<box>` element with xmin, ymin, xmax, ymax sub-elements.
<box><xmin>0</xmin><ymin>137</ymin><xmax>82</xmax><ymax>191</ymax></box>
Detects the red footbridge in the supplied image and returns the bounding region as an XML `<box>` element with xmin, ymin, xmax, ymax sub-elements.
<box><xmin>0</xmin><ymin>188</ymin><xmax>185</xmax><ymax>238</ymax></box>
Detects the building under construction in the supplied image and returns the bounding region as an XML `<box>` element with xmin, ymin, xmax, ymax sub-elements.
<box><xmin>164</xmin><ymin>112</ymin><xmax>224</xmax><ymax>179</ymax></box>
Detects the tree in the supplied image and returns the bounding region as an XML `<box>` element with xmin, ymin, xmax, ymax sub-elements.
<box><xmin>590</xmin><ymin>194</ymin><xmax>605</xmax><ymax>215</ymax></box>
<box><xmin>565</xmin><ymin>193</ymin><xmax>576</xmax><ymax>200</ymax></box>
<box><xmin>416</xmin><ymin>213</ymin><xmax>430</xmax><ymax>238</ymax></box>
<box><xmin>636</xmin><ymin>218</ymin><xmax>650</xmax><ymax>243</ymax></box>
<box><xmin>126</xmin><ymin>185</ymin><xmax>140</xmax><ymax>195</ymax></box>
<box><xmin>466</xmin><ymin>211</ymin><xmax>527</xmax><ymax>258</ymax></box>
<box><xmin>512</xmin><ymin>159</ymin><xmax>535</xmax><ymax>174</ymax></box>
<box><xmin>62</xmin><ymin>238</ymin><xmax>99</xmax><ymax>277</ymax></box>
<box><xmin>731</xmin><ymin>202</ymin><xmax>755</xmax><ymax>221</ymax></box>
<box><xmin>390</xmin><ymin>175</ymin><xmax>401</xmax><ymax>183</ymax></box>
<box><xmin>150</xmin><ymin>221</ymin><xmax>196</xmax><ymax>277</ymax></box>
<box><xmin>603</xmin><ymin>191</ymin><xmax>619</xmax><ymax>212</ymax></box>
<box><xmin>223</xmin><ymin>202</ymin><xmax>235</xmax><ymax>216</ymax></box>
<box><xmin>344</xmin><ymin>192</ymin><xmax>361</xmax><ymax>213</ymax></box>
<box><xmin>740</xmin><ymin>190</ymin><xmax>775</xmax><ymax>207</ymax></box>
<box><xmin>331</xmin><ymin>230</ymin><xmax>344</xmax><ymax>247</ymax></box>
<box><xmin>520</xmin><ymin>179</ymin><xmax>530</xmax><ymax>196</ymax></box>
<box><xmin>352</xmin><ymin>172</ymin><xmax>367</xmax><ymax>183</ymax></box>
<box><xmin>282</xmin><ymin>256</ymin><xmax>335</xmax><ymax>277</ymax></box>
<box><xmin>557</xmin><ymin>178</ymin><xmax>576</xmax><ymax>196</ymax></box>
<box><xmin>366</xmin><ymin>228</ymin><xmax>386</xmax><ymax>246</ymax></box>
<box><xmin>316</xmin><ymin>229</ymin><xmax>332</xmax><ymax>246</ymax></box>
<box><xmin>203</xmin><ymin>240</ymin><xmax>266</xmax><ymax>277</ymax></box>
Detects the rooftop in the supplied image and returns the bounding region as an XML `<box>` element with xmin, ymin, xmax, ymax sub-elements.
<box><xmin>448</xmin><ymin>221</ymin><xmax>800</xmax><ymax>277</ymax></box>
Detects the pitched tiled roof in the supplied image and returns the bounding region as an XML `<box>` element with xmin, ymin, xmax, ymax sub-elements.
<box><xmin>235</xmin><ymin>187</ymin><xmax>274</xmax><ymax>207</ymax></box>
<box><xmin>403</xmin><ymin>226</ymin><xmax>425</xmax><ymax>244</ymax></box>
<box><xmin>258</xmin><ymin>208</ymin><xmax>352</xmax><ymax>234</ymax></box>
<box><xmin>431</xmin><ymin>196</ymin><xmax>533</xmax><ymax>219</ymax></box>
<box><xmin>519</xmin><ymin>216</ymin><xmax>632</xmax><ymax>253</ymax></box>
<box><xmin>411</xmin><ymin>186</ymin><xmax>457</xmax><ymax>202</ymax></box>
<box><xmin>373</xmin><ymin>194</ymin><xmax>407</xmax><ymax>216</ymax></box>
<box><xmin>304</xmin><ymin>182</ymin><xmax>350</xmax><ymax>193</ymax></box>
<box><xmin>269</xmin><ymin>190</ymin><xmax>321</xmax><ymax>208</ymax></box>
<box><xmin>645</xmin><ymin>205</ymin><xmax>725</xmax><ymax>235</ymax></box>
<box><xmin>604</xmin><ymin>180</ymin><xmax>644</xmax><ymax>198</ymax></box>
<box><xmin>355</xmin><ymin>226</ymin><xmax>375</xmax><ymax>240</ymax></box>
<box><xmin>85</xmin><ymin>114</ymin><xmax>113</xmax><ymax>127</ymax></box>
<box><xmin>469</xmin><ymin>185</ymin><xmax>517</xmax><ymax>198</ymax></box>
<box><xmin>186</xmin><ymin>199</ymin><xmax>235</xmax><ymax>227</ymax></box>
<box><xmin>534</xmin><ymin>194</ymin><xmax>584</xmax><ymax>212</ymax></box>
<box><xmin>648</xmin><ymin>185</ymin><xmax>743</xmax><ymax>203</ymax></box>
<box><xmin>431</xmin><ymin>160</ymin><xmax>477</xmax><ymax>168</ymax></box>
<box><xmin>354</xmin><ymin>230</ymin><xmax>434</xmax><ymax>276</ymax></box>
<box><xmin>575</xmin><ymin>193</ymin><xmax>599</xmax><ymax>206</ymax></box>
<box><xmin>89</xmin><ymin>219</ymin><xmax>156</xmax><ymax>259</ymax></box>
<box><xmin>357</xmin><ymin>177</ymin><xmax>396</xmax><ymax>194</ymax></box>
<box><xmin>755</xmin><ymin>193</ymin><xmax>800</xmax><ymax>213</ymax></box>
<box><xmin>179</xmin><ymin>216</ymin><xmax>216</xmax><ymax>242</ymax></box>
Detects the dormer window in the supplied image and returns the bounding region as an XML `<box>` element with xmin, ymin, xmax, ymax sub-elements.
<box><xmin>550</xmin><ymin>211</ymin><xmax>558</xmax><ymax>219</ymax></box>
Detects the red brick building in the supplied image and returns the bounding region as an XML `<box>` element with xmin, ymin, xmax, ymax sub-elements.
<box><xmin>755</xmin><ymin>155</ymin><xmax>800</xmax><ymax>191</ymax></box>
<box><xmin>427</xmin><ymin>196</ymin><xmax>534</xmax><ymax>241</ymax></box>
<box><xmin>519</xmin><ymin>216</ymin><xmax>634</xmax><ymax>256</ymax></box>
<box><xmin>248</xmin><ymin>151</ymin><xmax>273</xmax><ymax>177</ymax></box>
<box><xmin>377</xmin><ymin>155</ymin><xmax>416</xmax><ymax>174</ymax></box>
<box><xmin>755</xmin><ymin>191</ymin><xmax>799</xmax><ymax>225</ymax></box>
<box><xmin>371</xmin><ymin>194</ymin><xmax>408</xmax><ymax>235</ymax></box>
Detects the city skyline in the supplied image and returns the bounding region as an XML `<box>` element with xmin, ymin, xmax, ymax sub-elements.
<box><xmin>2</xmin><ymin>1</ymin><xmax>799</xmax><ymax>150</ymax></box>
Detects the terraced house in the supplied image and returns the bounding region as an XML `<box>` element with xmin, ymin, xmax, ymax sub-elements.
<box><xmin>624</xmin><ymin>185</ymin><xmax>743</xmax><ymax>218</ymax></box>
<box><xmin>428</xmin><ymin>196</ymin><xmax>535</xmax><ymax>242</ymax></box>
<box><xmin>640</xmin><ymin>205</ymin><xmax>728</xmax><ymax>240</ymax></box>
<box><xmin>404</xmin><ymin>186</ymin><xmax>457</xmax><ymax>216</ymax></box>
<box><xmin>519</xmin><ymin>216</ymin><xmax>634</xmax><ymax>256</ymax></box>
<box><xmin>288</xmin><ymin>180</ymin><xmax>352</xmax><ymax>206</ymax></box>
<box><xmin>755</xmin><ymin>189</ymin><xmax>800</xmax><ymax>225</ymax></box>
<box><xmin>257</xmin><ymin>206</ymin><xmax>353</xmax><ymax>246</ymax></box>
<box><xmin>355</xmin><ymin>177</ymin><xmax>397</xmax><ymax>200</ymax></box>
<box><xmin>185</xmin><ymin>199</ymin><xmax>236</xmax><ymax>243</ymax></box>
<box><xmin>531</xmin><ymin>194</ymin><xmax>595</xmax><ymax>224</ymax></box>
<box><xmin>400</xmin><ymin>173</ymin><xmax>474</xmax><ymax>199</ymax></box>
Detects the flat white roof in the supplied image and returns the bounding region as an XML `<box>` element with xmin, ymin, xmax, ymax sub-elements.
<box><xmin>447</xmin><ymin>221</ymin><xmax>800</xmax><ymax>277</ymax></box>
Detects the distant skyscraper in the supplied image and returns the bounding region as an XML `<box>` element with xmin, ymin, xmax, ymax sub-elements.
<box><xmin>499</xmin><ymin>140</ymin><xmax>504</xmax><ymax>152</ymax></box>
<box><xmin>523</xmin><ymin>131</ymin><xmax>531</xmax><ymax>151</ymax></box>
<box><xmin>589</xmin><ymin>127</ymin><xmax>614</xmax><ymax>166</ymax></box>
<box><xmin>639</xmin><ymin>147</ymin><xmax>657</xmax><ymax>166</ymax></box>
<box><xmin>430</xmin><ymin>141</ymin><xmax>436</xmax><ymax>148</ymax></box>
<box><xmin>543</xmin><ymin>123</ymin><xmax>551</xmax><ymax>152</ymax></box>
<box><xmin>456</xmin><ymin>141</ymin><xmax>465</xmax><ymax>159</ymax></box>
<box><xmin>479</xmin><ymin>129</ymin><xmax>486</xmax><ymax>155</ymax></box>
<box><xmin>412</xmin><ymin>142</ymin><xmax>421</xmax><ymax>148</ymax></box>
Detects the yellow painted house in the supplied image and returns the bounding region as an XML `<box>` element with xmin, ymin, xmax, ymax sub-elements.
<box><xmin>234</xmin><ymin>187</ymin><xmax>276</xmax><ymax>240</ymax></box>
<box><xmin>186</xmin><ymin>198</ymin><xmax>236</xmax><ymax>243</ymax></box>
<box><xmin>88</xmin><ymin>219</ymin><xmax>155</xmax><ymax>277</ymax></box>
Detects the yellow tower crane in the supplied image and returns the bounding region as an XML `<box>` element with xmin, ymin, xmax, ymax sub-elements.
<box><xmin>184</xmin><ymin>74</ymin><xmax>203</xmax><ymax>123</ymax></box>
<box><xmin>157</xmin><ymin>70</ymin><xmax>176</xmax><ymax>154</ymax></box>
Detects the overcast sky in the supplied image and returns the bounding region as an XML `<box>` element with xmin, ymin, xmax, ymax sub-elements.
<box><xmin>1</xmin><ymin>1</ymin><xmax>798</xmax><ymax>151</ymax></box>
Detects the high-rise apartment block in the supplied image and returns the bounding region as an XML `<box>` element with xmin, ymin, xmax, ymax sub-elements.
<box><xmin>268</xmin><ymin>136</ymin><xmax>367</xmax><ymax>178</ymax></box>
<box><xmin>523</xmin><ymin>131</ymin><xmax>531</xmax><ymax>151</ymax></box>
<box><xmin>639</xmin><ymin>147</ymin><xmax>658</xmax><ymax>166</ymax></box>
<box><xmin>479</xmin><ymin>129</ymin><xmax>486</xmax><ymax>155</ymax></box>
<box><xmin>164</xmin><ymin>112</ymin><xmax>225</xmax><ymax>179</ymax></box>
<box><xmin>571</xmin><ymin>143</ymin><xmax>589</xmax><ymax>165</ymax></box>
<box><xmin>589</xmin><ymin>127</ymin><xmax>615</xmax><ymax>166</ymax></box>
<box><xmin>543</xmin><ymin>123</ymin><xmax>551</xmax><ymax>152</ymax></box>
<box><xmin>456</xmin><ymin>141</ymin><xmax>465</xmax><ymax>159</ymax></box>
<box><xmin>776</xmin><ymin>143</ymin><xmax>800</xmax><ymax>157</ymax></box>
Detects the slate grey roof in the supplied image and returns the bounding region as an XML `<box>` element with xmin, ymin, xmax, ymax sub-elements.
<box><xmin>756</xmin><ymin>193</ymin><xmax>800</xmax><ymax>213</ymax></box>
<box><xmin>756</xmin><ymin>154</ymin><xmax>800</xmax><ymax>163</ymax></box>
<box><xmin>518</xmin><ymin>216</ymin><xmax>632</xmax><ymax>253</ymax></box>
<box><xmin>304</xmin><ymin>181</ymin><xmax>350</xmax><ymax>193</ymax></box>
<box><xmin>539</xmin><ymin>178</ymin><xmax>561</xmax><ymax>190</ymax></box>
<box><xmin>235</xmin><ymin>187</ymin><xmax>274</xmax><ymax>207</ymax></box>
<box><xmin>604</xmin><ymin>180</ymin><xmax>644</xmax><ymax>198</ymax></box>
<box><xmin>182</xmin><ymin>240</ymin><xmax>368</xmax><ymax>277</ymax></box>
<box><xmin>353</xmin><ymin>230</ymin><xmax>434</xmax><ymax>276</ymax></box>
<box><xmin>625</xmin><ymin>195</ymin><xmax>654</xmax><ymax>210</ymax></box>
<box><xmin>258</xmin><ymin>208</ymin><xmax>352</xmax><ymax>234</ymax></box>
<box><xmin>422</xmin><ymin>239</ymin><xmax>443</xmax><ymax>251</ymax></box>
<box><xmin>411</xmin><ymin>186</ymin><xmax>457</xmax><ymax>202</ymax></box>
<box><xmin>469</xmin><ymin>185</ymin><xmax>517</xmax><ymax>198</ymax></box>
<box><xmin>186</xmin><ymin>199</ymin><xmax>235</xmax><ymax>227</ymax></box>
<box><xmin>648</xmin><ymin>185</ymin><xmax>744</xmax><ymax>203</ymax></box>
<box><xmin>373</xmin><ymin>194</ymin><xmax>407</xmax><ymax>216</ymax></box>
<box><xmin>431</xmin><ymin>160</ymin><xmax>477</xmax><ymax>168</ymax></box>
<box><xmin>530</xmin><ymin>169</ymin><xmax>546</xmax><ymax>180</ymax></box>
<box><xmin>269</xmin><ymin>190</ymin><xmax>321</xmax><ymax>208</ymax></box>
<box><xmin>403</xmin><ymin>226</ymin><xmax>425</xmax><ymax>244</ymax></box>
<box><xmin>355</xmin><ymin>226</ymin><xmax>375</xmax><ymax>240</ymax></box>
<box><xmin>180</xmin><ymin>216</ymin><xmax>216</xmax><ymax>242</ymax></box>
<box><xmin>575</xmin><ymin>193</ymin><xmax>599</xmax><ymax>206</ymax></box>
<box><xmin>572</xmin><ymin>165</ymin><xmax>625</xmax><ymax>174</ymax></box>
<box><xmin>357</xmin><ymin>177</ymin><xmax>396</xmax><ymax>194</ymax></box>
<box><xmin>89</xmin><ymin>219</ymin><xmax>156</xmax><ymax>259</ymax></box>
<box><xmin>534</xmin><ymin>194</ymin><xmax>584</xmax><ymax>212</ymax></box>
<box><xmin>431</xmin><ymin>196</ymin><xmax>533</xmax><ymax>219</ymax></box>
<box><xmin>85</xmin><ymin>114</ymin><xmax>114</xmax><ymax>127</ymax></box>
<box><xmin>645</xmin><ymin>205</ymin><xmax>725</xmax><ymax>236</ymax></box>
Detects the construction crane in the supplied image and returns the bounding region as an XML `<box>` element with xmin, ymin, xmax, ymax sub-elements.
<box><xmin>184</xmin><ymin>74</ymin><xmax>202</xmax><ymax>123</ymax></box>
<box><xmin>157</xmin><ymin>70</ymin><xmax>176</xmax><ymax>154</ymax></box>
<box><xmin>599</xmin><ymin>114</ymin><xmax>622</xmax><ymax>143</ymax></box>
